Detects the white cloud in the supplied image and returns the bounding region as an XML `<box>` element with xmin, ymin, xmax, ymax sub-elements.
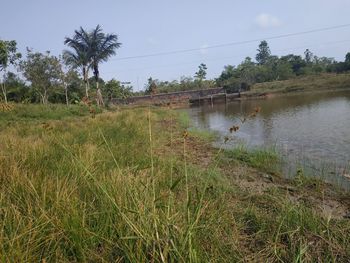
<box><xmin>199</xmin><ymin>44</ymin><xmax>209</xmax><ymax>55</ymax></box>
<box><xmin>255</xmin><ymin>13</ymin><xmax>281</xmax><ymax>29</ymax></box>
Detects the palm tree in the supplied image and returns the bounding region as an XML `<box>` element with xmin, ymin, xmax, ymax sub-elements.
<box><xmin>64</xmin><ymin>25</ymin><xmax>121</xmax><ymax>105</ymax></box>
<box><xmin>88</xmin><ymin>25</ymin><xmax>121</xmax><ymax>106</ymax></box>
<box><xmin>63</xmin><ymin>27</ymin><xmax>91</xmax><ymax>98</ymax></box>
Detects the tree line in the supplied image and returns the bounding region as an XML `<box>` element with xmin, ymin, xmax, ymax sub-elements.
<box><xmin>1</xmin><ymin>30</ymin><xmax>350</xmax><ymax>104</ymax></box>
<box><xmin>148</xmin><ymin>41</ymin><xmax>350</xmax><ymax>94</ymax></box>
<box><xmin>216</xmin><ymin>41</ymin><xmax>350</xmax><ymax>92</ymax></box>
<box><xmin>0</xmin><ymin>25</ymin><xmax>132</xmax><ymax>105</ymax></box>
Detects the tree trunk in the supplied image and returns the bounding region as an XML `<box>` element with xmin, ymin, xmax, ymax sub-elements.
<box><xmin>40</xmin><ymin>93</ymin><xmax>45</xmax><ymax>104</ymax></box>
<box><xmin>84</xmin><ymin>79</ymin><xmax>90</xmax><ymax>99</ymax></box>
<box><xmin>43</xmin><ymin>89</ymin><xmax>48</xmax><ymax>104</ymax></box>
<box><xmin>1</xmin><ymin>82</ymin><xmax>7</xmax><ymax>104</ymax></box>
<box><xmin>1</xmin><ymin>71</ymin><xmax>8</xmax><ymax>104</ymax></box>
<box><xmin>94</xmin><ymin>66</ymin><xmax>104</xmax><ymax>107</ymax></box>
<box><xmin>96</xmin><ymin>81</ymin><xmax>104</xmax><ymax>106</ymax></box>
<box><xmin>83</xmin><ymin>67</ymin><xmax>89</xmax><ymax>98</ymax></box>
<box><xmin>64</xmin><ymin>83</ymin><xmax>69</xmax><ymax>106</ymax></box>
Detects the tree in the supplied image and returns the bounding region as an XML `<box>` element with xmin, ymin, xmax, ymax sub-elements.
<box><xmin>64</xmin><ymin>25</ymin><xmax>121</xmax><ymax>106</ymax></box>
<box><xmin>64</xmin><ymin>27</ymin><xmax>91</xmax><ymax>99</ymax></box>
<box><xmin>2</xmin><ymin>71</ymin><xmax>28</xmax><ymax>102</ymax></box>
<box><xmin>21</xmin><ymin>49</ymin><xmax>61</xmax><ymax>104</ymax></box>
<box><xmin>195</xmin><ymin>63</ymin><xmax>207</xmax><ymax>81</ymax></box>
<box><xmin>345</xmin><ymin>52</ymin><xmax>350</xmax><ymax>65</ymax></box>
<box><xmin>280</xmin><ymin>54</ymin><xmax>306</xmax><ymax>75</ymax></box>
<box><xmin>104</xmin><ymin>79</ymin><xmax>133</xmax><ymax>101</ymax></box>
<box><xmin>88</xmin><ymin>25</ymin><xmax>121</xmax><ymax>106</ymax></box>
<box><xmin>145</xmin><ymin>77</ymin><xmax>158</xmax><ymax>95</ymax></box>
<box><xmin>0</xmin><ymin>39</ymin><xmax>21</xmax><ymax>103</ymax></box>
<box><xmin>58</xmin><ymin>58</ymin><xmax>80</xmax><ymax>106</ymax></box>
<box><xmin>304</xmin><ymin>49</ymin><xmax>314</xmax><ymax>64</ymax></box>
<box><xmin>256</xmin><ymin>40</ymin><xmax>271</xmax><ymax>65</ymax></box>
<box><xmin>237</xmin><ymin>57</ymin><xmax>257</xmax><ymax>84</ymax></box>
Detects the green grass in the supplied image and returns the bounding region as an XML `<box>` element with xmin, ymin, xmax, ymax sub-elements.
<box><xmin>248</xmin><ymin>73</ymin><xmax>350</xmax><ymax>95</ymax></box>
<box><xmin>224</xmin><ymin>145</ymin><xmax>281</xmax><ymax>174</ymax></box>
<box><xmin>0</xmin><ymin>104</ymin><xmax>349</xmax><ymax>262</ymax></box>
<box><xmin>177</xmin><ymin>110</ymin><xmax>191</xmax><ymax>128</ymax></box>
<box><xmin>0</xmin><ymin>103</ymin><xmax>101</xmax><ymax>126</ymax></box>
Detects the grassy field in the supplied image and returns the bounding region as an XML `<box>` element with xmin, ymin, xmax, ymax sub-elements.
<box><xmin>0</xmin><ymin>104</ymin><xmax>350</xmax><ymax>262</ymax></box>
<box><xmin>247</xmin><ymin>73</ymin><xmax>350</xmax><ymax>96</ymax></box>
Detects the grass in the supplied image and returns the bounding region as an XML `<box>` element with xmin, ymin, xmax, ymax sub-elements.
<box><xmin>247</xmin><ymin>72</ymin><xmax>350</xmax><ymax>95</ymax></box>
<box><xmin>224</xmin><ymin>145</ymin><xmax>281</xmax><ymax>174</ymax></box>
<box><xmin>0</xmin><ymin>103</ymin><xmax>101</xmax><ymax>129</ymax></box>
<box><xmin>0</xmin><ymin>104</ymin><xmax>349</xmax><ymax>262</ymax></box>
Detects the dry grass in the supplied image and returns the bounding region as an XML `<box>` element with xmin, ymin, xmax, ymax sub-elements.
<box><xmin>0</xmin><ymin>104</ymin><xmax>349</xmax><ymax>262</ymax></box>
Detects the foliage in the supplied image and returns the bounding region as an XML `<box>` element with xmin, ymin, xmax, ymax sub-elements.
<box><xmin>0</xmin><ymin>39</ymin><xmax>22</xmax><ymax>103</ymax></box>
<box><xmin>104</xmin><ymin>78</ymin><xmax>133</xmax><ymax>100</ymax></box>
<box><xmin>64</xmin><ymin>25</ymin><xmax>121</xmax><ymax>105</ymax></box>
<box><xmin>217</xmin><ymin>40</ymin><xmax>350</xmax><ymax>93</ymax></box>
<box><xmin>64</xmin><ymin>28</ymin><xmax>92</xmax><ymax>98</ymax></box>
<box><xmin>144</xmin><ymin>77</ymin><xmax>158</xmax><ymax>95</ymax></box>
<box><xmin>0</xmin><ymin>39</ymin><xmax>21</xmax><ymax>72</ymax></box>
<box><xmin>256</xmin><ymin>40</ymin><xmax>271</xmax><ymax>65</ymax></box>
<box><xmin>1</xmin><ymin>36</ymin><xmax>350</xmax><ymax>104</ymax></box>
<box><xmin>2</xmin><ymin>71</ymin><xmax>29</xmax><ymax>102</ymax></box>
<box><xmin>20</xmin><ymin>50</ymin><xmax>62</xmax><ymax>104</ymax></box>
<box><xmin>304</xmin><ymin>49</ymin><xmax>314</xmax><ymax>64</ymax></box>
<box><xmin>194</xmin><ymin>63</ymin><xmax>207</xmax><ymax>80</ymax></box>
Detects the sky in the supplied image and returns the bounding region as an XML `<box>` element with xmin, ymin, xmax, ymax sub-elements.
<box><xmin>1</xmin><ymin>0</ymin><xmax>350</xmax><ymax>91</ymax></box>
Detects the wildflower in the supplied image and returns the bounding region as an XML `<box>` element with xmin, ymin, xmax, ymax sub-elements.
<box><xmin>229</xmin><ymin>126</ymin><xmax>239</xmax><ymax>133</ymax></box>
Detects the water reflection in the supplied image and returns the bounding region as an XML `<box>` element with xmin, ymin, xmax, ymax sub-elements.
<box><xmin>185</xmin><ymin>90</ymin><xmax>350</xmax><ymax>189</ymax></box>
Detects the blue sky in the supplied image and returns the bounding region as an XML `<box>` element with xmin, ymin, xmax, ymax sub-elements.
<box><xmin>1</xmin><ymin>0</ymin><xmax>350</xmax><ymax>91</ymax></box>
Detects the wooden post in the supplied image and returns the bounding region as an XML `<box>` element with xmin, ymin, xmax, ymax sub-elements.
<box><xmin>210</xmin><ymin>95</ymin><xmax>213</xmax><ymax>107</ymax></box>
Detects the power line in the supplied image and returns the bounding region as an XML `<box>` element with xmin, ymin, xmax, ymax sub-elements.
<box><xmin>110</xmin><ymin>23</ymin><xmax>350</xmax><ymax>61</ymax></box>
<box><xmin>103</xmin><ymin>39</ymin><xmax>350</xmax><ymax>74</ymax></box>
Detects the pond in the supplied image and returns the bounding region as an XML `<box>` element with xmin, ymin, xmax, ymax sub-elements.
<box><xmin>184</xmin><ymin>90</ymin><xmax>350</xmax><ymax>190</ymax></box>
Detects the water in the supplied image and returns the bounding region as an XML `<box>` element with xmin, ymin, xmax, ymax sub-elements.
<box><xmin>185</xmin><ymin>90</ymin><xmax>350</xmax><ymax>190</ymax></box>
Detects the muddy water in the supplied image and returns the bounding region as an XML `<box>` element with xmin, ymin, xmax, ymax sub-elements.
<box><xmin>185</xmin><ymin>90</ymin><xmax>350</xmax><ymax>190</ymax></box>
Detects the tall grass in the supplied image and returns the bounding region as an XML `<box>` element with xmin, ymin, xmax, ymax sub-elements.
<box><xmin>0</xmin><ymin>105</ymin><xmax>349</xmax><ymax>262</ymax></box>
<box><xmin>0</xmin><ymin>106</ymin><xmax>221</xmax><ymax>262</ymax></box>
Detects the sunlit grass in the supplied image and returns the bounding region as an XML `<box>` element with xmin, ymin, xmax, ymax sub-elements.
<box><xmin>0</xmin><ymin>104</ymin><xmax>349</xmax><ymax>262</ymax></box>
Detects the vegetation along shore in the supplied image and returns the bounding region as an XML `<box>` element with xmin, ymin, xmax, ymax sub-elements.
<box><xmin>0</xmin><ymin>104</ymin><xmax>350</xmax><ymax>262</ymax></box>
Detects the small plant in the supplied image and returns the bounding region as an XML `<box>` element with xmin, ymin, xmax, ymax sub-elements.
<box><xmin>226</xmin><ymin>106</ymin><xmax>261</xmax><ymax>143</ymax></box>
